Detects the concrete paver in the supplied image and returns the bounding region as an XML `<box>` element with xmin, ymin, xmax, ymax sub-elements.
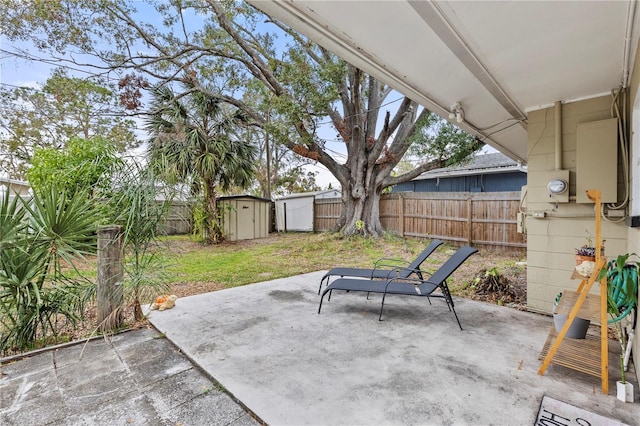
<box><xmin>0</xmin><ymin>328</ymin><xmax>259</xmax><ymax>426</ymax></box>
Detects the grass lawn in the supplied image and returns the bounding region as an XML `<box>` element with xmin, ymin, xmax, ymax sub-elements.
<box><xmin>163</xmin><ymin>232</ymin><xmax>428</xmax><ymax>288</ymax></box>
<box><xmin>8</xmin><ymin>232</ymin><xmax>526</xmax><ymax>355</ymax></box>
<box><xmin>155</xmin><ymin>232</ymin><xmax>526</xmax><ymax>303</ymax></box>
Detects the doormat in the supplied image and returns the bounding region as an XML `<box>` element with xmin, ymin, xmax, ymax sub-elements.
<box><xmin>536</xmin><ymin>396</ymin><xmax>629</xmax><ymax>426</ymax></box>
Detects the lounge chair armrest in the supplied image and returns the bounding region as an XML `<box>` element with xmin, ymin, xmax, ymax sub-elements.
<box><xmin>373</xmin><ymin>257</ymin><xmax>410</xmax><ymax>268</ymax></box>
<box><xmin>373</xmin><ymin>265</ymin><xmax>425</xmax><ymax>279</ymax></box>
<box><xmin>382</xmin><ymin>274</ymin><xmax>442</xmax><ymax>293</ymax></box>
<box><xmin>373</xmin><ymin>263</ymin><xmax>433</xmax><ymax>279</ymax></box>
<box><xmin>382</xmin><ymin>273</ymin><xmax>423</xmax><ymax>287</ymax></box>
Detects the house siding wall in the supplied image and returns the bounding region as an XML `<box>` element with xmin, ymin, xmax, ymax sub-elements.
<box><xmin>526</xmin><ymin>95</ymin><xmax>627</xmax><ymax>315</ymax></box>
<box><xmin>393</xmin><ymin>172</ymin><xmax>526</xmax><ymax>193</ymax></box>
<box><xmin>626</xmin><ymin>41</ymin><xmax>640</xmax><ymax>375</ymax></box>
<box><xmin>0</xmin><ymin>180</ymin><xmax>31</xmax><ymax>197</ymax></box>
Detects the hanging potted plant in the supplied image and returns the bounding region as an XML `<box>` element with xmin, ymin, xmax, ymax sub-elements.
<box><xmin>599</xmin><ymin>253</ymin><xmax>639</xmax><ymax>402</ymax></box>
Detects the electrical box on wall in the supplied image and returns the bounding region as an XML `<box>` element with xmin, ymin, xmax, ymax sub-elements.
<box><xmin>538</xmin><ymin>170</ymin><xmax>570</xmax><ymax>203</ymax></box>
<box><xmin>516</xmin><ymin>212</ymin><xmax>526</xmax><ymax>234</ymax></box>
<box><xmin>576</xmin><ymin>118</ymin><xmax>618</xmax><ymax>203</ymax></box>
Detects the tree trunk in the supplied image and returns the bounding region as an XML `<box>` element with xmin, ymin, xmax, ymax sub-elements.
<box><xmin>203</xmin><ymin>180</ymin><xmax>221</xmax><ymax>244</ymax></box>
<box><xmin>133</xmin><ymin>300</ymin><xmax>144</xmax><ymax>321</ymax></box>
<box><xmin>339</xmin><ymin>172</ymin><xmax>385</xmax><ymax>237</ymax></box>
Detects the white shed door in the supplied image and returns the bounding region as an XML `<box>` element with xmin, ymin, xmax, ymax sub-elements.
<box><xmin>237</xmin><ymin>201</ymin><xmax>255</xmax><ymax>240</ymax></box>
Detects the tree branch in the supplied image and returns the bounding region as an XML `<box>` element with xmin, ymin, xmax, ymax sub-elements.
<box><xmin>207</xmin><ymin>0</ymin><xmax>285</xmax><ymax>96</ymax></box>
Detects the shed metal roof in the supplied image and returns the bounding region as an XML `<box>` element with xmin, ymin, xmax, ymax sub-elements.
<box><xmin>218</xmin><ymin>195</ymin><xmax>272</xmax><ymax>203</ymax></box>
<box><xmin>276</xmin><ymin>190</ymin><xmax>340</xmax><ymax>200</ymax></box>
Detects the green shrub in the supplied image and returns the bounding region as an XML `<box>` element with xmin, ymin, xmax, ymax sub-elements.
<box><xmin>0</xmin><ymin>190</ymin><xmax>97</xmax><ymax>354</ymax></box>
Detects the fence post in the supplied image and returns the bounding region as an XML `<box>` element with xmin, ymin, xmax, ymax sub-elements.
<box><xmin>97</xmin><ymin>225</ymin><xmax>123</xmax><ymax>331</ymax></box>
<box><xmin>398</xmin><ymin>194</ymin><xmax>404</xmax><ymax>237</ymax></box>
<box><xmin>466</xmin><ymin>197</ymin><xmax>473</xmax><ymax>245</ymax></box>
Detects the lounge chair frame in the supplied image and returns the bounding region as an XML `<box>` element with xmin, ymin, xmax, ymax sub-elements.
<box><xmin>317</xmin><ymin>245</ymin><xmax>478</xmax><ymax>329</ymax></box>
<box><xmin>318</xmin><ymin>239</ymin><xmax>443</xmax><ymax>295</ymax></box>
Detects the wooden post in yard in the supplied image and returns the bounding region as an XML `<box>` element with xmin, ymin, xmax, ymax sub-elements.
<box><xmin>398</xmin><ymin>194</ymin><xmax>404</xmax><ymax>237</ymax></box>
<box><xmin>97</xmin><ymin>225</ymin><xmax>124</xmax><ymax>331</ymax></box>
<box><xmin>466</xmin><ymin>197</ymin><xmax>473</xmax><ymax>245</ymax></box>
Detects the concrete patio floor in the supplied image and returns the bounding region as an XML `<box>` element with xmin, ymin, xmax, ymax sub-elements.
<box><xmin>0</xmin><ymin>327</ymin><xmax>259</xmax><ymax>425</ymax></box>
<box><xmin>148</xmin><ymin>271</ymin><xmax>639</xmax><ymax>425</ymax></box>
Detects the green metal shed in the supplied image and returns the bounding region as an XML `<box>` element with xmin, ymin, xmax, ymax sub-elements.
<box><xmin>218</xmin><ymin>195</ymin><xmax>271</xmax><ymax>241</ymax></box>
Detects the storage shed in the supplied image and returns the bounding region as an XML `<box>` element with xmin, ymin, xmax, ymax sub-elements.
<box><xmin>275</xmin><ymin>190</ymin><xmax>341</xmax><ymax>232</ymax></box>
<box><xmin>218</xmin><ymin>195</ymin><xmax>271</xmax><ymax>241</ymax></box>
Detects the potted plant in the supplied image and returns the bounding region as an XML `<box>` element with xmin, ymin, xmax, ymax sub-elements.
<box><xmin>575</xmin><ymin>234</ymin><xmax>605</xmax><ymax>265</ymax></box>
<box><xmin>599</xmin><ymin>253</ymin><xmax>639</xmax><ymax>402</ymax></box>
<box><xmin>575</xmin><ymin>245</ymin><xmax>596</xmax><ymax>264</ymax></box>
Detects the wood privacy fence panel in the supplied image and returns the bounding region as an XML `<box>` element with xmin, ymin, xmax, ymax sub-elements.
<box><xmin>160</xmin><ymin>200</ymin><xmax>192</xmax><ymax>235</ymax></box>
<box><xmin>313</xmin><ymin>198</ymin><xmax>342</xmax><ymax>232</ymax></box>
<box><xmin>315</xmin><ymin>192</ymin><xmax>525</xmax><ymax>251</ymax></box>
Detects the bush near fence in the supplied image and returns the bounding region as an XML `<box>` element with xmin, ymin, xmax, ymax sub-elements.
<box><xmin>314</xmin><ymin>191</ymin><xmax>525</xmax><ymax>252</ymax></box>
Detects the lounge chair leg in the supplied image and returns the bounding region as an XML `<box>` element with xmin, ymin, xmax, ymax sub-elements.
<box><xmin>328</xmin><ymin>289</ymin><xmax>332</xmax><ymax>301</ymax></box>
<box><xmin>441</xmin><ymin>284</ymin><xmax>453</xmax><ymax>311</ymax></box>
<box><xmin>378</xmin><ymin>293</ymin><xmax>387</xmax><ymax>321</ymax></box>
<box><xmin>451</xmin><ymin>306</ymin><xmax>463</xmax><ymax>330</ymax></box>
<box><xmin>319</xmin><ymin>275</ymin><xmax>330</xmax><ymax>295</ymax></box>
<box><xmin>438</xmin><ymin>282</ymin><xmax>462</xmax><ymax>329</ymax></box>
<box><xmin>318</xmin><ymin>293</ymin><xmax>325</xmax><ymax>314</ymax></box>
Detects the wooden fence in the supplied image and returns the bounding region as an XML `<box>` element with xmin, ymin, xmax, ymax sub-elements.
<box><xmin>314</xmin><ymin>191</ymin><xmax>525</xmax><ymax>251</ymax></box>
<box><xmin>160</xmin><ymin>200</ymin><xmax>192</xmax><ymax>235</ymax></box>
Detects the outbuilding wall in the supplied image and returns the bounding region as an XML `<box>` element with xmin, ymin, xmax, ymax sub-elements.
<box><xmin>625</xmin><ymin>43</ymin><xmax>640</xmax><ymax>376</ymax></box>
<box><xmin>219</xmin><ymin>197</ymin><xmax>270</xmax><ymax>241</ymax></box>
<box><xmin>274</xmin><ymin>196</ymin><xmax>315</xmax><ymax>232</ymax></box>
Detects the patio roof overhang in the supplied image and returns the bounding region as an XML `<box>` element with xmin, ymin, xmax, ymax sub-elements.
<box><xmin>247</xmin><ymin>0</ymin><xmax>640</xmax><ymax>165</ymax></box>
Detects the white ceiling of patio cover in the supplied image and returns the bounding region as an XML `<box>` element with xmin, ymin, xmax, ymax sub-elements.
<box><xmin>248</xmin><ymin>0</ymin><xmax>640</xmax><ymax>164</ymax></box>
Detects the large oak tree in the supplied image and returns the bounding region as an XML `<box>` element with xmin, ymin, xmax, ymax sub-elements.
<box><xmin>1</xmin><ymin>0</ymin><xmax>481</xmax><ymax>236</ymax></box>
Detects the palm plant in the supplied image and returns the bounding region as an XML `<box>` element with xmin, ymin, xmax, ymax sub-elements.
<box><xmin>146</xmin><ymin>85</ymin><xmax>257</xmax><ymax>243</ymax></box>
<box><xmin>0</xmin><ymin>189</ymin><xmax>97</xmax><ymax>354</ymax></box>
<box><xmin>107</xmin><ymin>162</ymin><xmax>172</xmax><ymax>321</ymax></box>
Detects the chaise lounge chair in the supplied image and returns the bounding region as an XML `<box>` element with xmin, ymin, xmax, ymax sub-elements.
<box><xmin>317</xmin><ymin>245</ymin><xmax>478</xmax><ymax>329</ymax></box>
<box><xmin>318</xmin><ymin>239</ymin><xmax>444</xmax><ymax>294</ymax></box>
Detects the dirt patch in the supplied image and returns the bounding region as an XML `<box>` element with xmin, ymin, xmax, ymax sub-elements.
<box><xmin>471</xmin><ymin>267</ymin><xmax>526</xmax><ymax>308</ymax></box>
<box><xmin>458</xmin><ymin>256</ymin><xmax>525</xmax><ymax>308</ymax></box>
<box><xmin>170</xmin><ymin>281</ymin><xmax>227</xmax><ymax>298</ymax></box>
